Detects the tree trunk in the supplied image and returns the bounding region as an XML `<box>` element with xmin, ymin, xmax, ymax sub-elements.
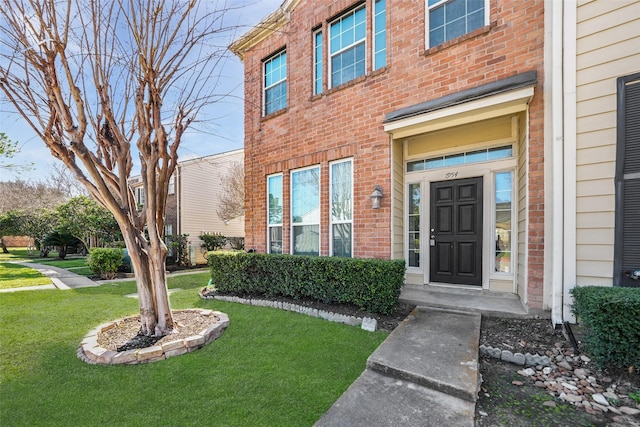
<box><xmin>0</xmin><ymin>238</ymin><xmax>8</xmax><ymax>254</ymax></box>
<box><xmin>122</xmin><ymin>224</ymin><xmax>174</xmax><ymax>337</ymax></box>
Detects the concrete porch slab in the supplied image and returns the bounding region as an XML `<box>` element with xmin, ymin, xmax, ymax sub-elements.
<box><xmin>400</xmin><ymin>284</ymin><xmax>529</xmax><ymax>318</ymax></box>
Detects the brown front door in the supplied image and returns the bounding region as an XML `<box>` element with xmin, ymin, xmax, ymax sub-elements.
<box><xmin>430</xmin><ymin>177</ymin><xmax>483</xmax><ymax>285</ymax></box>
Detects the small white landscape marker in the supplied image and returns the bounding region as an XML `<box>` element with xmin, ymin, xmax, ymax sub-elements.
<box><xmin>361</xmin><ymin>317</ymin><xmax>377</xmax><ymax>332</ymax></box>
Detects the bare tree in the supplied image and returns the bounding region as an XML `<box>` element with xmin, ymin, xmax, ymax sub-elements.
<box><xmin>46</xmin><ymin>162</ymin><xmax>88</xmax><ymax>198</ymax></box>
<box><xmin>0</xmin><ymin>180</ymin><xmax>67</xmax><ymax>214</ymax></box>
<box><xmin>216</xmin><ymin>161</ymin><xmax>244</xmax><ymax>222</ymax></box>
<box><xmin>0</xmin><ymin>0</ymin><xmax>237</xmax><ymax>336</ymax></box>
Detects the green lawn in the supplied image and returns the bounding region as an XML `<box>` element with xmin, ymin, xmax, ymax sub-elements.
<box><xmin>0</xmin><ymin>262</ymin><xmax>52</xmax><ymax>289</ymax></box>
<box><xmin>35</xmin><ymin>257</ymin><xmax>88</xmax><ymax>269</ymax></box>
<box><xmin>0</xmin><ymin>273</ymin><xmax>387</xmax><ymax>426</ymax></box>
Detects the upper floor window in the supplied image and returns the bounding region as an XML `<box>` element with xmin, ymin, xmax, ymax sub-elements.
<box><xmin>329</xmin><ymin>6</ymin><xmax>366</xmax><ymax>88</ymax></box>
<box><xmin>168</xmin><ymin>176</ymin><xmax>175</xmax><ymax>195</ymax></box>
<box><xmin>373</xmin><ymin>0</ymin><xmax>387</xmax><ymax>70</ymax></box>
<box><xmin>426</xmin><ymin>0</ymin><xmax>486</xmax><ymax>48</ymax></box>
<box><xmin>313</xmin><ymin>29</ymin><xmax>323</xmax><ymax>95</ymax></box>
<box><xmin>135</xmin><ymin>187</ymin><xmax>145</xmax><ymax>206</ymax></box>
<box><xmin>264</xmin><ymin>50</ymin><xmax>287</xmax><ymax>115</ymax></box>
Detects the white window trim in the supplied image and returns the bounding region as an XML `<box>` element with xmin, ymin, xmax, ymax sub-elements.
<box><xmin>290</xmin><ymin>165</ymin><xmax>321</xmax><ymax>255</ymax></box>
<box><xmin>263</xmin><ymin>50</ymin><xmax>287</xmax><ymax>116</ymax></box>
<box><xmin>267</xmin><ymin>173</ymin><xmax>283</xmax><ymax>254</ymax></box>
<box><xmin>424</xmin><ymin>0</ymin><xmax>490</xmax><ymax>50</ymax></box>
<box><xmin>329</xmin><ymin>158</ymin><xmax>354</xmax><ymax>257</ymax></box>
<box><xmin>328</xmin><ymin>4</ymin><xmax>367</xmax><ymax>89</ymax></box>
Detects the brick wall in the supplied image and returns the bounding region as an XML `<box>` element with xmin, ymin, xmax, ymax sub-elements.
<box><xmin>240</xmin><ymin>0</ymin><xmax>545</xmax><ymax>305</ymax></box>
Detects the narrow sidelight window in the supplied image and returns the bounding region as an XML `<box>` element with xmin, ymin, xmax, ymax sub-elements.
<box><xmin>494</xmin><ymin>171</ymin><xmax>513</xmax><ymax>273</ymax></box>
<box><xmin>408</xmin><ymin>183</ymin><xmax>421</xmax><ymax>268</ymax></box>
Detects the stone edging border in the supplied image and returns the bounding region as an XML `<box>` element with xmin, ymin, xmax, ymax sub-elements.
<box><xmin>200</xmin><ymin>290</ymin><xmax>378</xmax><ymax>331</ymax></box>
<box><xmin>479</xmin><ymin>344</ymin><xmax>551</xmax><ymax>367</ymax></box>
<box><xmin>77</xmin><ymin>309</ymin><xmax>229</xmax><ymax>365</ymax></box>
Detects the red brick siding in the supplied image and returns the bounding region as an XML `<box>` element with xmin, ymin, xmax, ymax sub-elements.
<box><xmin>241</xmin><ymin>0</ymin><xmax>545</xmax><ymax>305</ymax></box>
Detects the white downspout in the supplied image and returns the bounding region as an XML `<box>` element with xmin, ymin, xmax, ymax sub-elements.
<box><xmin>546</xmin><ymin>0</ymin><xmax>565</xmax><ymax>325</ymax></box>
<box><xmin>562</xmin><ymin>0</ymin><xmax>577</xmax><ymax>323</ymax></box>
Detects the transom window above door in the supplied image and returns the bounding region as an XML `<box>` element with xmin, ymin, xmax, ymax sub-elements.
<box><xmin>407</xmin><ymin>145</ymin><xmax>513</xmax><ymax>172</ymax></box>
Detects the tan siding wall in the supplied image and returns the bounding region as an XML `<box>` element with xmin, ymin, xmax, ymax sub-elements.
<box><xmin>574</xmin><ymin>0</ymin><xmax>640</xmax><ymax>285</ymax></box>
<box><xmin>392</xmin><ymin>139</ymin><xmax>404</xmax><ymax>260</ymax></box>
<box><xmin>517</xmin><ymin>112</ymin><xmax>527</xmax><ymax>300</ymax></box>
<box><xmin>179</xmin><ymin>150</ymin><xmax>245</xmax><ymax>264</ymax></box>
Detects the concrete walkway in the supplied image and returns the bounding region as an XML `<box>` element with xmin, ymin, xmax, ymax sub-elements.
<box><xmin>315</xmin><ymin>307</ymin><xmax>481</xmax><ymax>427</ymax></box>
<box><xmin>0</xmin><ymin>263</ymin><xmax>210</xmax><ymax>293</ymax></box>
<box><xmin>316</xmin><ymin>286</ymin><xmax>532</xmax><ymax>426</ymax></box>
<box><xmin>1</xmin><ymin>262</ymin><xmax>100</xmax><ymax>292</ymax></box>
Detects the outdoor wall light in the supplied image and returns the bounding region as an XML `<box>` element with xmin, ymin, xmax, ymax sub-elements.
<box><xmin>370</xmin><ymin>185</ymin><xmax>383</xmax><ymax>209</ymax></box>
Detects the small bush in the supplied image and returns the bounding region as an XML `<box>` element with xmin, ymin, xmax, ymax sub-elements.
<box><xmin>208</xmin><ymin>252</ymin><xmax>406</xmax><ymax>315</ymax></box>
<box><xmin>227</xmin><ymin>237</ymin><xmax>245</xmax><ymax>251</ymax></box>
<box><xmin>87</xmin><ymin>248</ymin><xmax>123</xmax><ymax>280</ymax></box>
<box><xmin>571</xmin><ymin>286</ymin><xmax>640</xmax><ymax>369</ymax></box>
<box><xmin>200</xmin><ymin>232</ymin><xmax>227</xmax><ymax>252</ymax></box>
<box><xmin>166</xmin><ymin>234</ymin><xmax>189</xmax><ymax>266</ymax></box>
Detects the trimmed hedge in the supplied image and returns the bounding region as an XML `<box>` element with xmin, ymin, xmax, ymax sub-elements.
<box><xmin>208</xmin><ymin>252</ymin><xmax>406</xmax><ymax>315</ymax></box>
<box><xmin>87</xmin><ymin>248</ymin><xmax>124</xmax><ymax>280</ymax></box>
<box><xmin>571</xmin><ymin>286</ymin><xmax>640</xmax><ymax>369</ymax></box>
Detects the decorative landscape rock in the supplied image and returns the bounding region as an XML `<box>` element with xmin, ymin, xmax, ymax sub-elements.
<box><xmin>77</xmin><ymin>309</ymin><xmax>229</xmax><ymax>365</ymax></box>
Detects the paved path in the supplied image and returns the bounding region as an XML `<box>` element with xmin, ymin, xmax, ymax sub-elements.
<box><xmin>0</xmin><ymin>263</ymin><xmax>209</xmax><ymax>293</ymax></box>
<box><xmin>315</xmin><ymin>307</ymin><xmax>481</xmax><ymax>426</ymax></box>
<box><xmin>1</xmin><ymin>262</ymin><xmax>99</xmax><ymax>292</ymax></box>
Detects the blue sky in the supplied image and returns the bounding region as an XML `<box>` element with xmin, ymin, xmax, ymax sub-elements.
<box><xmin>0</xmin><ymin>0</ymin><xmax>281</xmax><ymax>182</ymax></box>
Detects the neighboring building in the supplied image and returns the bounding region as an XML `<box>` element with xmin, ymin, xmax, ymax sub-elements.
<box><xmin>547</xmin><ymin>0</ymin><xmax>640</xmax><ymax>323</ymax></box>
<box><xmin>232</xmin><ymin>1</ymin><xmax>546</xmax><ymax>312</ymax></box>
<box><xmin>130</xmin><ymin>148</ymin><xmax>245</xmax><ymax>265</ymax></box>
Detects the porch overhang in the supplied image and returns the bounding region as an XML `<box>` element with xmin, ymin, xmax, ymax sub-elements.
<box><xmin>383</xmin><ymin>71</ymin><xmax>537</xmax><ymax>139</ymax></box>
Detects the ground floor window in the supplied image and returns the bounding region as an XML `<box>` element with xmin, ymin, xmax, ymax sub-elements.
<box><xmin>267</xmin><ymin>174</ymin><xmax>283</xmax><ymax>254</ymax></box>
<box><xmin>330</xmin><ymin>159</ymin><xmax>353</xmax><ymax>257</ymax></box>
<box><xmin>291</xmin><ymin>167</ymin><xmax>320</xmax><ymax>256</ymax></box>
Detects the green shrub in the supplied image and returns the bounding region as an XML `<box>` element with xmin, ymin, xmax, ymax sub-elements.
<box><xmin>208</xmin><ymin>252</ymin><xmax>406</xmax><ymax>315</ymax></box>
<box><xmin>166</xmin><ymin>234</ymin><xmax>189</xmax><ymax>266</ymax></box>
<box><xmin>571</xmin><ymin>286</ymin><xmax>640</xmax><ymax>369</ymax></box>
<box><xmin>87</xmin><ymin>248</ymin><xmax>123</xmax><ymax>280</ymax></box>
<box><xmin>227</xmin><ymin>237</ymin><xmax>245</xmax><ymax>250</ymax></box>
<box><xmin>200</xmin><ymin>232</ymin><xmax>227</xmax><ymax>252</ymax></box>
